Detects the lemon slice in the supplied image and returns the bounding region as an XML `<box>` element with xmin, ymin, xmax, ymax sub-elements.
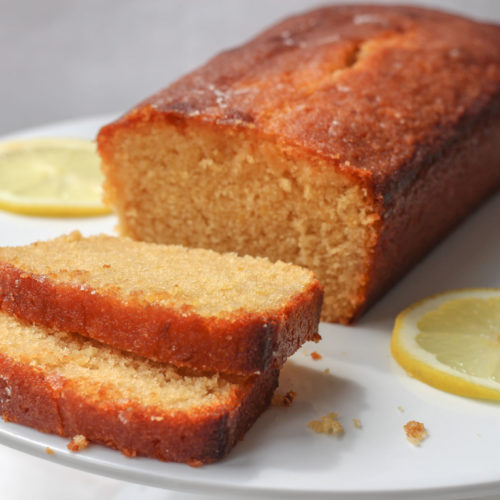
<box><xmin>391</xmin><ymin>289</ymin><xmax>500</xmax><ymax>400</ymax></box>
<box><xmin>0</xmin><ymin>138</ymin><xmax>111</xmax><ymax>216</ymax></box>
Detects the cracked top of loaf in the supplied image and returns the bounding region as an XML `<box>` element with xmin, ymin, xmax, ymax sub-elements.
<box><xmin>123</xmin><ymin>5</ymin><xmax>500</xmax><ymax>191</ymax></box>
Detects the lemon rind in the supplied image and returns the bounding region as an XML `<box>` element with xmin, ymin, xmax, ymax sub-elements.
<box><xmin>0</xmin><ymin>199</ymin><xmax>111</xmax><ymax>217</ymax></box>
<box><xmin>391</xmin><ymin>288</ymin><xmax>500</xmax><ymax>401</ymax></box>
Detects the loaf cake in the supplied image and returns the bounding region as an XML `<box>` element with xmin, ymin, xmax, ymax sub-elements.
<box><xmin>97</xmin><ymin>5</ymin><xmax>500</xmax><ymax>323</ymax></box>
<box><xmin>0</xmin><ymin>311</ymin><xmax>278</xmax><ymax>465</ymax></box>
<box><xmin>0</xmin><ymin>231</ymin><xmax>322</xmax><ymax>375</ymax></box>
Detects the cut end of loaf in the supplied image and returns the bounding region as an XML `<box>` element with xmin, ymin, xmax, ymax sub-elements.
<box><xmin>99</xmin><ymin>114</ymin><xmax>380</xmax><ymax>323</ymax></box>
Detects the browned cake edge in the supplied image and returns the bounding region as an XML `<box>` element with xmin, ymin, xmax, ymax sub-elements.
<box><xmin>356</xmin><ymin>101</ymin><xmax>500</xmax><ymax>321</ymax></box>
<box><xmin>0</xmin><ymin>351</ymin><xmax>279</xmax><ymax>465</ymax></box>
<box><xmin>0</xmin><ymin>263</ymin><xmax>323</xmax><ymax>374</ymax></box>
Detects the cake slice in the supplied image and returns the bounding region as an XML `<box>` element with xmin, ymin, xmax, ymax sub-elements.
<box><xmin>0</xmin><ymin>231</ymin><xmax>322</xmax><ymax>375</ymax></box>
<box><xmin>0</xmin><ymin>311</ymin><xmax>278</xmax><ymax>465</ymax></box>
<box><xmin>97</xmin><ymin>5</ymin><xmax>500</xmax><ymax>323</ymax></box>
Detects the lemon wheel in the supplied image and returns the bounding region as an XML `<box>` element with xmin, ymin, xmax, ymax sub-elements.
<box><xmin>391</xmin><ymin>288</ymin><xmax>500</xmax><ymax>400</ymax></box>
<box><xmin>0</xmin><ymin>138</ymin><xmax>111</xmax><ymax>217</ymax></box>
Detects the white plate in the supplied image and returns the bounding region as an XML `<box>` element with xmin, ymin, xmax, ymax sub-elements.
<box><xmin>0</xmin><ymin>115</ymin><xmax>499</xmax><ymax>500</ymax></box>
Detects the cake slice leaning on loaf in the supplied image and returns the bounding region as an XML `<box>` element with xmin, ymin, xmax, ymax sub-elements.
<box><xmin>0</xmin><ymin>311</ymin><xmax>278</xmax><ymax>465</ymax></box>
<box><xmin>97</xmin><ymin>4</ymin><xmax>500</xmax><ymax>323</ymax></box>
<box><xmin>0</xmin><ymin>232</ymin><xmax>322</xmax><ymax>375</ymax></box>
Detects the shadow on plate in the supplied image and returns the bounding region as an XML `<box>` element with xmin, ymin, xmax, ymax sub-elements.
<box><xmin>224</xmin><ymin>360</ymin><xmax>368</xmax><ymax>473</ymax></box>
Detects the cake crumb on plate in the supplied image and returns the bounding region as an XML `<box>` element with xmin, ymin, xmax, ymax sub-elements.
<box><xmin>272</xmin><ymin>390</ymin><xmax>297</xmax><ymax>407</ymax></box>
<box><xmin>404</xmin><ymin>420</ymin><xmax>427</xmax><ymax>446</ymax></box>
<box><xmin>308</xmin><ymin>412</ymin><xmax>344</xmax><ymax>436</ymax></box>
<box><xmin>67</xmin><ymin>434</ymin><xmax>89</xmax><ymax>452</ymax></box>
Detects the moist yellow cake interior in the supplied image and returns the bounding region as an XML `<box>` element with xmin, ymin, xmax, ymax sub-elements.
<box><xmin>0</xmin><ymin>312</ymin><xmax>235</xmax><ymax>411</ymax></box>
<box><xmin>0</xmin><ymin>231</ymin><xmax>316</xmax><ymax>317</ymax></box>
<box><xmin>102</xmin><ymin>121</ymin><xmax>378</xmax><ymax>322</ymax></box>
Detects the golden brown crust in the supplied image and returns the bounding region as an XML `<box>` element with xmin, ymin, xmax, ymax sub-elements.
<box><xmin>0</xmin><ymin>354</ymin><xmax>63</xmax><ymax>435</ymax></box>
<box><xmin>355</xmin><ymin>109</ymin><xmax>500</xmax><ymax>321</ymax></box>
<box><xmin>102</xmin><ymin>5</ymin><xmax>500</xmax><ymax>180</ymax></box>
<box><xmin>0</xmin><ymin>352</ymin><xmax>279</xmax><ymax>464</ymax></box>
<box><xmin>97</xmin><ymin>5</ymin><xmax>500</xmax><ymax>323</ymax></box>
<box><xmin>0</xmin><ymin>262</ymin><xmax>322</xmax><ymax>375</ymax></box>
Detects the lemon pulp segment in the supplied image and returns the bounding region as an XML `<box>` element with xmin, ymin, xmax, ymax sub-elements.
<box><xmin>391</xmin><ymin>289</ymin><xmax>500</xmax><ymax>400</ymax></box>
<box><xmin>0</xmin><ymin>138</ymin><xmax>111</xmax><ymax>216</ymax></box>
<box><xmin>417</xmin><ymin>297</ymin><xmax>500</xmax><ymax>380</ymax></box>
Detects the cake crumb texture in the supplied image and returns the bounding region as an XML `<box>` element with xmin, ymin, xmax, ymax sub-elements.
<box><xmin>308</xmin><ymin>412</ymin><xmax>344</xmax><ymax>436</ymax></box>
<box><xmin>0</xmin><ymin>231</ymin><xmax>316</xmax><ymax>317</ymax></box>
<box><xmin>0</xmin><ymin>311</ymin><xmax>235</xmax><ymax>411</ymax></box>
<box><xmin>404</xmin><ymin>420</ymin><xmax>428</xmax><ymax>446</ymax></box>
<box><xmin>67</xmin><ymin>434</ymin><xmax>89</xmax><ymax>452</ymax></box>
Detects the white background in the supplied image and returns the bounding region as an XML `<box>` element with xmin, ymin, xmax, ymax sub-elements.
<box><xmin>0</xmin><ymin>1</ymin><xmax>499</xmax><ymax>499</ymax></box>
